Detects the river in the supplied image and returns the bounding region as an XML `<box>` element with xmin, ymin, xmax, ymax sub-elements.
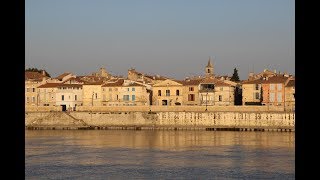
<box><xmin>25</xmin><ymin>130</ymin><xmax>294</xmax><ymax>179</ymax></box>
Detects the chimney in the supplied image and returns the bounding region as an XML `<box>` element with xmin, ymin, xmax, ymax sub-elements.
<box><xmin>274</xmin><ymin>69</ymin><xmax>276</xmax><ymax>73</ymax></box>
<box><xmin>42</xmin><ymin>70</ymin><xmax>46</xmax><ymax>76</ymax></box>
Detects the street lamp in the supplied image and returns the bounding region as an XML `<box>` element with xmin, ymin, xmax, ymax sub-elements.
<box><xmin>205</xmin><ymin>88</ymin><xmax>208</xmax><ymax>111</ymax></box>
<box><xmin>92</xmin><ymin>91</ymin><xmax>95</xmax><ymax>106</ymax></box>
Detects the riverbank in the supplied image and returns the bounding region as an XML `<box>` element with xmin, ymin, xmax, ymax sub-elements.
<box><xmin>25</xmin><ymin>111</ymin><xmax>295</xmax><ymax>131</ymax></box>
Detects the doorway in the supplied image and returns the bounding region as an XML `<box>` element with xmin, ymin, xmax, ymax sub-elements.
<box><xmin>61</xmin><ymin>105</ymin><xmax>67</xmax><ymax>111</ymax></box>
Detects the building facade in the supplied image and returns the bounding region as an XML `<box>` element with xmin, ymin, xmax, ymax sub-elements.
<box><xmin>284</xmin><ymin>78</ymin><xmax>295</xmax><ymax>111</ymax></box>
<box><xmin>261</xmin><ymin>76</ymin><xmax>288</xmax><ymax>106</ymax></box>
<box><xmin>55</xmin><ymin>84</ymin><xmax>83</xmax><ymax>111</ymax></box>
<box><xmin>152</xmin><ymin>79</ymin><xmax>184</xmax><ymax>106</ymax></box>
<box><xmin>82</xmin><ymin>82</ymin><xmax>103</xmax><ymax>106</ymax></box>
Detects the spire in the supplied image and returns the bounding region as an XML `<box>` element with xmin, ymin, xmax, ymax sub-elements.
<box><xmin>207</xmin><ymin>56</ymin><xmax>213</xmax><ymax>67</ymax></box>
<box><xmin>205</xmin><ymin>56</ymin><xmax>214</xmax><ymax>77</ymax></box>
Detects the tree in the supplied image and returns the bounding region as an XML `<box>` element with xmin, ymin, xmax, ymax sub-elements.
<box><xmin>230</xmin><ymin>68</ymin><xmax>240</xmax><ymax>82</ymax></box>
<box><xmin>25</xmin><ymin>68</ymin><xmax>51</xmax><ymax>77</ymax></box>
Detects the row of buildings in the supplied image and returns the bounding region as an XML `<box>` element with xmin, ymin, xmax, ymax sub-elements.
<box><xmin>25</xmin><ymin>58</ymin><xmax>295</xmax><ymax>111</ymax></box>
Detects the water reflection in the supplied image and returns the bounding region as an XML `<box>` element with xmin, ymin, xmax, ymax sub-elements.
<box><xmin>26</xmin><ymin>130</ymin><xmax>294</xmax><ymax>179</ymax></box>
<box><xmin>26</xmin><ymin>130</ymin><xmax>294</xmax><ymax>150</ymax></box>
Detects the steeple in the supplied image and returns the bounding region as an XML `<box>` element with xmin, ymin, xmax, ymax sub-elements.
<box><xmin>207</xmin><ymin>56</ymin><xmax>213</xmax><ymax>67</ymax></box>
<box><xmin>205</xmin><ymin>56</ymin><xmax>214</xmax><ymax>77</ymax></box>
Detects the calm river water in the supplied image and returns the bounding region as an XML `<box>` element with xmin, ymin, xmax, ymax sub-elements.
<box><xmin>25</xmin><ymin>130</ymin><xmax>294</xmax><ymax>179</ymax></box>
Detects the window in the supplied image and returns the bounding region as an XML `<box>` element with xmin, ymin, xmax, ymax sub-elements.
<box><xmin>32</xmin><ymin>88</ymin><xmax>35</xmax><ymax>92</ymax></box>
<box><xmin>189</xmin><ymin>87</ymin><xmax>194</xmax><ymax>91</ymax></box>
<box><xmin>114</xmin><ymin>88</ymin><xmax>118</xmax><ymax>91</ymax></box>
<box><xmin>219</xmin><ymin>95</ymin><xmax>222</xmax><ymax>101</ymax></box>
<box><xmin>255</xmin><ymin>92</ymin><xmax>260</xmax><ymax>99</ymax></box>
<box><xmin>102</xmin><ymin>88</ymin><xmax>105</xmax><ymax>92</ymax></box>
<box><xmin>255</xmin><ymin>84</ymin><xmax>259</xmax><ymax>90</ymax></box>
<box><xmin>27</xmin><ymin>97</ymin><xmax>29</xmax><ymax>102</ymax></box>
<box><xmin>132</xmin><ymin>88</ymin><xmax>135</xmax><ymax>91</ymax></box>
<box><xmin>62</xmin><ymin>95</ymin><xmax>64</xmax><ymax>101</ymax></box>
<box><xmin>127</xmin><ymin>88</ymin><xmax>130</xmax><ymax>91</ymax></box>
<box><xmin>132</xmin><ymin>95</ymin><xmax>136</xmax><ymax>101</ymax></box>
<box><xmin>109</xmin><ymin>94</ymin><xmax>112</xmax><ymax>101</ymax></box>
<box><xmin>109</xmin><ymin>88</ymin><xmax>112</xmax><ymax>91</ymax></box>
<box><xmin>188</xmin><ymin>94</ymin><xmax>195</xmax><ymax>101</ymax></box>
<box><xmin>69</xmin><ymin>96</ymin><xmax>71</xmax><ymax>99</ymax></box>
<box><xmin>116</xmin><ymin>95</ymin><xmax>119</xmax><ymax>100</ymax></box>
<box><xmin>103</xmin><ymin>95</ymin><xmax>106</xmax><ymax>101</ymax></box>
<box><xmin>277</xmin><ymin>93</ymin><xmax>282</xmax><ymax>102</ymax></box>
<box><xmin>176</xmin><ymin>90</ymin><xmax>180</xmax><ymax>96</ymax></box>
<box><xmin>123</xmin><ymin>95</ymin><xmax>130</xmax><ymax>101</ymax></box>
<box><xmin>269</xmin><ymin>92</ymin><xmax>275</xmax><ymax>102</ymax></box>
<box><xmin>32</xmin><ymin>97</ymin><xmax>35</xmax><ymax>103</ymax></box>
<box><xmin>75</xmin><ymin>95</ymin><xmax>77</xmax><ymax>101</ymax></box>
<box><xmin>158</xmin><ymin>90</ymin><xmax>161</xmax><ymax>96</ymax></box>
<box><xmin>277</xmin><ymin>84</ymin><xmax>282</xmax><ymax>91</ymax></box>
<box><xmin>95</xmin><ymin>93</ymin><xmax>97</xmax><ymax>99</ymax></box>
<box><xmin>166</xmin><ymin>90</ymin><xmax>170</xmax><ymax>96</ymax></box>
<box><xmin>220</xmin><ymin>87</ymin><xmax>223</xmax><ymax>91</ymax></box>
<box><xmin>270</xmin><ymin>84</ymin><xmax>275</xmax><ymax>90</ymax></box>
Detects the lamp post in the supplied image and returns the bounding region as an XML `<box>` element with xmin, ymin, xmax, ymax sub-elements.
<box><xmin>92</xmin><ymin>92</ymin><xmax>95</xmax><ymax>106</ymax></box>
<box><xmin>205</xmin><ymin>89</ymin><xmax>208</xmax><ymax>111</ymax></box>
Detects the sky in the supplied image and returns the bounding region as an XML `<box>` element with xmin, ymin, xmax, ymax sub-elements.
<box><xmin>25</xmin><ymin>0</ymin><xmax>294</xmax><ymax>80</ymax></box>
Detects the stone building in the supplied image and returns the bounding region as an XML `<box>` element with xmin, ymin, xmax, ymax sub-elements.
<box><xmin>261</xmin><ymin>75</ymin><xmax>289</xmax><ymax>107</ymax></box>
<box><xmin>37</xmin><ymin>83</ymin><xmax>61</xmax><ymax>107</ymax></box>
<box><xmin>199</xmin><ymin>77</ymin><xmax>235</xmax><ymax>106</ymax></box>
<box><xmin>242</xmin><ymin>79</ymin><xmax>263</xmax><ymax>105</ymax></box>
<box><xmin>92</xmin><ymin>67</ymin><xmax>112</xmax><ymax>79</ymax></box>
<box><xmin>152</xmin><ymin>79</ymin><xmax>184</xmax><ymax>106</ymax></box>
<box><xmin>284</xmin><ymin>78</ymin><xmax>295</xmax><ymax>111</ymax></box>
<box><xmin>181</xmin><ymin>79</ymin><xmax>201</xmax><ymax>106</ymax></box>
<box><xmin>25</xmin><ymin>71</ymin><xmax>49</xmax><ymax>106</ymax></box>
<box><xmin>127</xmin><ymin>68</ymin><xmax>168</xmax><ymax>85</ymax></box>
<box><xmin>55</xmin><ymin>84</ymin><xmax>83</xmax><ymax>111</ymax></box>
<box><xmin>82</xmin><ymin>82</ymin><xmax>103</xmax><ymax>106</ymax></box>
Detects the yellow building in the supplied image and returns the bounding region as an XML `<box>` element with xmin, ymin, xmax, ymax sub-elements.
<box><xmin>199</xmin><ymin>77</ymin><xmax>235</xmax><ymax>106</ymax></box>
<box><xmin>101</xmin><ymin>79</ymin><xmax>123</xmax><ymax>106</ymax></box>
<box><xmin>82</xmin><ymin>82</ymin><xmax>103</xmax><ymax>106</ymax></box>
<box><xmin>102</xmin><ymin>79</ymin><xmax>150</xmax><ymax>106</ymax></box>
<box><xmin>25</xmin><ymin>71</ymin><xmax>49</xmax><ymax>106</ymax></box>
<box><xmin>181</xmin><ymin>79</ymin><xmax>201</xmax><ymax>105</ymax></box>
<box><xmin>284</xmin><ymin>78</ymin><xmax>295</xmax><ymax>111</ymax></box>
<box><xmin>242</xmin><ymin>79</ymin><xmax>263</xmax><ymax>105</ymax></box>
<box><xmin>37</xmin><ymin>83</ymin><xmax>60</xmax><ymax>106</ymax></box>
<box><xmin>152</xmin><ymin>79</ymin><xmax>184</xmax><ymax>106</ymax></box>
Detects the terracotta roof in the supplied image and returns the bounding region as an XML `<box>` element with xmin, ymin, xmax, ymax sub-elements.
<box><xmin>262</xmin><ymin>76</ymin><xmax>288</xmax><ymax>84</ymax></box>
<box><xmin>242</xmin><ymin>78</ymin><xmax>264</xmax><ymax>84</ymax></box>
<box><xmin>285</xmin><ymin>79</ymin><xmax>295</xmax><ymax>87</ymax></box>
<box><xmin>63</xmin><ymin>77</ymin><xmax>85</xmax><ymax>83</ymax></box>
<box><xmin>57</xmin><ymin>84</ymin><xmax>82</xmax><ymax>88</ymax></box>
<box><xmin>102</xmin><ymin>79</ymin><xmax>124</xmax><ymax>87</ymax></box>
<box><xmin>83</xmin><ymin>81</ymin><xmax>104</xmax><ymax>85</ymax></box>
<box><xmin>38</xmin><ymin>83</ymin><xmax>61</xmax><ymax>88</ymax></box>
<box><xmin>55</xmin><ymin>73</ymin><xmax>71</xmax><ymax>80</ymax></box>
<box><xmin>181</xmin><ymin>79</ymin><xmax>202</xmax><ymax>86</ymax></box>
<box><xmin>125</xmin><ymin>82</ymin><xmax>145</xmax><ymax>87</ymax></box>
<box><xmin>200</xmin><ymin>77</ymin><xmax>232</xmax><ymax>87</ymax></box>
<box><xmin>25</xmin><ymin>72</ymin><xmax>47</xmax><ymax>81</ymax></box>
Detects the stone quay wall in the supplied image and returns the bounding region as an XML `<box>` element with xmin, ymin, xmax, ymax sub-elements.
<box><xmin>25</xmin><ymin>110</ymin><xmax>294</xmax><ymax>131</ymax></box>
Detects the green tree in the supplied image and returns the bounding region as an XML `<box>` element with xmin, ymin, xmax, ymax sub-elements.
<box><xmin>230</xmin><ymin>68</ymin><xmax>240</xmax><ymax>82</ymax></box>
<box><xmin>25</xmin><ymin>68</ymin><xmax>51</xmax><ymax>77</ymax></box>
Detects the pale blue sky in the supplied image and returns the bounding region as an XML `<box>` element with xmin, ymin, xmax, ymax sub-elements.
<box><xmin>25</xmin><ymin>0</ymin><xmax>294</xmax><ymax>80</ymax></box>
